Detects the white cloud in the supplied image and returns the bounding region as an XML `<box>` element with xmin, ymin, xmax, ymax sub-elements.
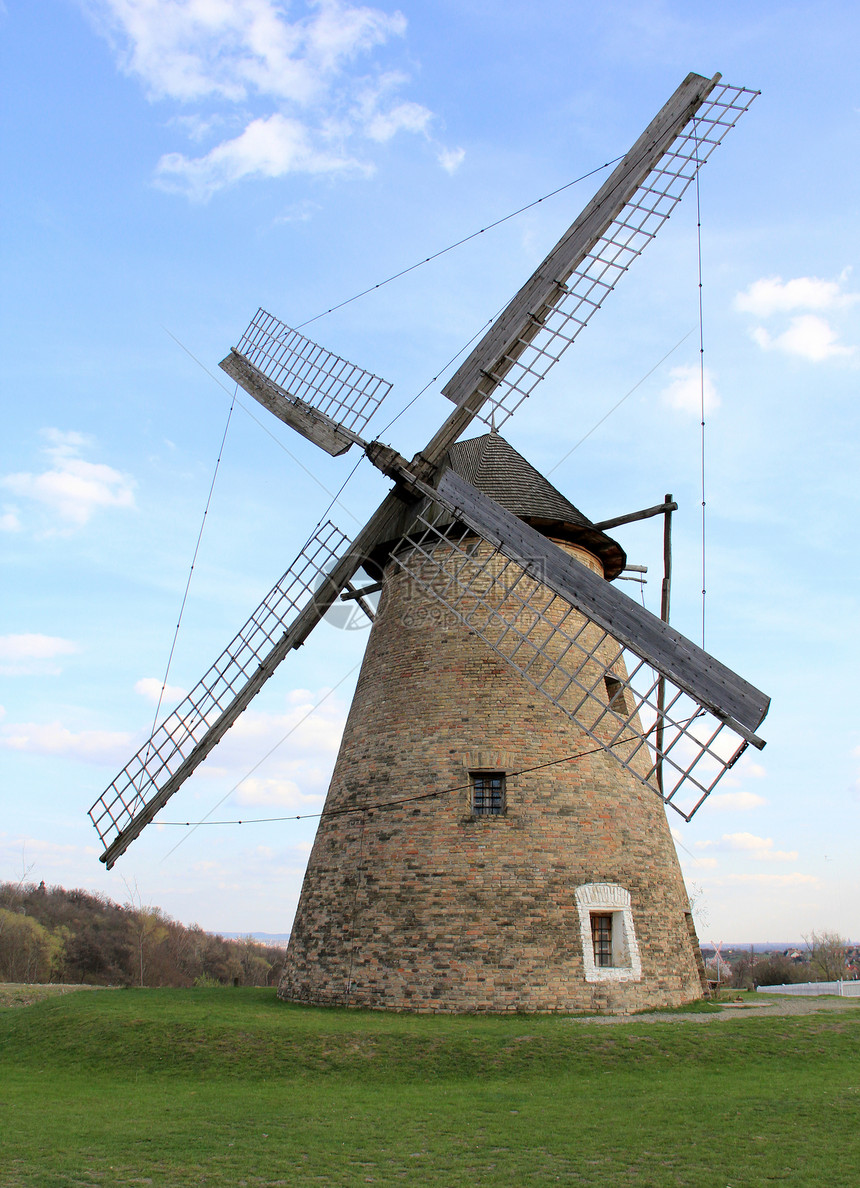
<box><xmin>0</xmin><ymin>720</ymin><xmax>134</xmax><ymax>765</ymax></box>
<box><xmin>0</xmin><ymin>507</ymin><xmax>21</xmax><ymax>532</ymax></box>
<box><xmin>213</xmin><ymin>689</ymin><xmax>347</xmax><ymax>761</ymax></box>
<box><xmin>752</xmin><ymin>315</ymin><xmax>854</xmax><ymax>362</ymax></box>
<box><xmin>735</xmin><ymin>275</ymin><xmax>858</xmax><ymax>317</ymax></box>
<box><xmin>695</xmin><ymin>831</ymin><xmax>798</xmax><ymax>862</ymax></box>
<box><xmin>736</xmin><ymin>274</ymin><xmax>857</xmax><ymax>362</ymax></box>
<box><xmin>690</xmin><ymin>855</ymin><xmax>718</xmax><ymax>869</ymax></box>
<box><xmin>86</xmin><ymin>0</ymin><xmax>455</xmax><ymax>198</ymax></box>
<box><xmin>135</xmin><ymin>677</ymin><xmax>189</xmax><ymax>704</ymax></box>
<box><xmin>156</xmin><ymin>111</ymin><xmax>367</xmax><ymax>198</ymax></box>
<box><xmin>234</xmin><ymin>776</ymin><xmax>324</xmax><ymax>810</ymax></box>
<box><xmin>0</xmin><ymin>633</ymin><xmax>80</xmax><ymax>676</ymax></box>
<box><xmin>707</xmin><ymin>790</ymin><xmax>768</xmax><ymax>812</ymax></box>
<box><xmin>182</xmin><ymin>686</ymin><xmax>348</xmax><ymax>808</ymax></box>
<box><xmin>1</xmin><ymin>429</ymin><xmax>135</xmax><ymax>532</ymax></box>
<box><xmin>88</xmin><ymin>0</ymin><xmax>404</xmax><ymax>103</ymax></box>
<box><xmin>0</xmin><ymin>834</ymin><xmax>100</xmax><ymax>867</ymax></box>
<box><xmin>719</xmin><ymin>873</ymin><xmax>818</xmax><ymax>886</ymax></box>
<box><xmin>437</xmin><ymin>145</ymin><xmax>465</xmax><ymax>174</ymax></box>
<box><xmin>272</xmin><ymin>199</ymin><xmax>321</xmax><ymax>225</ymax></box>
<box><xmin>659</xmin><ymin>364</ymin><xmax>719</xmax><ymax>415</ymax></box>
<box><xmin>364</xmin><ymin>99</ymin><xmax>432</xmax><ymax>142</ymax></box>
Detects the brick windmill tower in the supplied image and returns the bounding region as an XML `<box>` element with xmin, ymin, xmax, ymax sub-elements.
<box><xmin>89</xmin><ymin>73</ymin><xmax>768</xmax><ymax>1012</ymax></box>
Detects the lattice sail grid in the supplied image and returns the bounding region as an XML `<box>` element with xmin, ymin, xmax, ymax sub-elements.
<box><xmin>389</xmin><ymin>510</ymin><xmax>751</xmax><ymax>820</ymax></box>
<box><xmin>89</xmin><ymin>521</ymin><xmax>350</xmax><ymax>848</ymax></box>
<box><xmin>235</xmin><ymin>309</ymin><xmax>392</xmax><ymax>434</ymax></box>
<box><xmin>466</xmin><ymin>82</ymin><xmax>758</xmax><ymax>429</ymax></box>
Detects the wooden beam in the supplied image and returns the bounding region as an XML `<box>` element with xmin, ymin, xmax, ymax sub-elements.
<box><xmin>342</xmin><ymin>580</ymin><xmax>377</xmax><ymax>622</ymax></box>
<box><xmin>592</xmin><ymin>500</ymin><xmax>678</xmax><ymax>531</ymax></box>
<box><xmin>427</xmin><ymin>469</ymin><xmax>769</xmax><ymax>739</ymax></box>
<box><xmin>220</xmin><ymin>349</ymin><xmax>361</xmax><ymax>457</ymax></box>
<box><xmin>341</xmin><ymin>581</ymin><xmax>384</xmax><ymax>601</ymax></box>
<box><xmin>420</xmin><ymin>72</ymin><xmax>720</xmax><ymax>468</ymax></box>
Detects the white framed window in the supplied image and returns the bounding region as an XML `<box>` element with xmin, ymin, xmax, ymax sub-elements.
<box><xmin>575</xmin><ymin>883</ymin><xmax>642</xmax><ymax>983</ymax></box>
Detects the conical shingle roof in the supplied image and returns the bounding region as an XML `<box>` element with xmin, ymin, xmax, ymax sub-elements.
<box><xmin>443</xmin><ymin>433</ymin><xmax>625</xmax><ymax>580</ymax></box>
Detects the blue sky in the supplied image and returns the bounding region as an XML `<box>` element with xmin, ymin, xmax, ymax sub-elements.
<box><xmin>1</xmin><ymin>0</ymin><xmax>857</xmax><ymax>944</ymax></box>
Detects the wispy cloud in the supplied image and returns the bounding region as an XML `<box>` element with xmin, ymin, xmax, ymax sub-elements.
<box><xmin>84</xmin><ymin>0</ymin><xmax>461</xmax><ymax>199</ymax></box>
<box><xmin>437</xmin><ymin>146</ymin><xmax>466</xmax><ymax>174</ymax></box>
<box><xmin>0</xmin><ymin>634</ymin><xmax>80</xmax><ymax>676</ymax></box>
<box><xmin>233</xmin><ymin>776</ymin><xmax>324</xmax><ymax>810</ymax></box>
<box><xmin>736</xmin><ymin>273</ymin><xmax>857</xmax><ymax>362</ymax></box>
<box><xmin>164</xmin><ymin>685</ymin><xmax>349</xmax><ymax>814</ymax></box>
<box><xmin>208</xmin><ymin>686</ymin><xmax>347</xmax><ymax>765</ymax></box>
<box><xmin>0</xmin><ymin>719</ymin><xmax>134</xmax><ymax>765</ymax></box>
<box><xmin>752</xmin><ymin>315</ymin><xmax>854</xmax><ymax>362</ymax></box>
<box><xmin>718</xmin><ymin>873</ymin><xmax>819</xmax><ymax>886</ymax></box>
<box><xmin>735</xmin><ymin>275</ymin><xmax>858</xmax><ymax>317</ymax></box>
<box><xmin>695</xmin><ymin>832</ymin><xmax>798</xmax><ymax>862</ymax></box>
<box><xmin>0</xmin><ymin>834</ymin><xmax>100</xmax><ymax>870</ymax></box>
<box><xmin>135</xmin><ymin>677</ymin><xmax>189</xmax><ymax>705</ymax></box>
<box><xmin>706</xmin><ymin>789</ymin><xmax>768</xmax><ymax>812</ymax></box>
<box><xmin>156</xmin><ymin>111</ymin><xmax>369</xmax><ymax>199</ymax></box>
<box><xmin>659</xmin><ymin>364</ymin><xmax>719</xmax><ymax>415</ymax></box>
<box><xmin>1</xmin><ymin>429</ymin><xmax>135</xmax><ymax>533</ymax></box>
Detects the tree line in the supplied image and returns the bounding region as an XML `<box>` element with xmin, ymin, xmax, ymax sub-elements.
<box><xmin>0</xmin><ymin>880</ymin><xmax>286</xmax><ymax>988</ymax></box>
<box><xmin>703</xmin><ymin>932</ymin><xmax>857</xmax><ymax>991</ymax></box>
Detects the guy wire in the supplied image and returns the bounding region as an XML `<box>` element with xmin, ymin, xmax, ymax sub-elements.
<box><xmin>142</xmin><ymin>391</ymin><xmax>236</xmax><ymax>767</ymax></box>
<box><xmin>160</xmin><ymin>734</ymin><xmax>646</xmax><ymax>829</ymax></box>
<box><xmin>295</xmin><ymin>158</ymin><xmax>622</xmax><ymax>330</ymax></box>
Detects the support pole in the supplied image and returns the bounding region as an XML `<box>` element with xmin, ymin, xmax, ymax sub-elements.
<box><xmin>655</xmin><ymin>493</ymin><xmax>673</xmax><ymax>794</ymax></box>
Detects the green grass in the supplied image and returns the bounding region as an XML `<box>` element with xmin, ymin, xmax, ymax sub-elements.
<box><xmin>1</xmin><ymin>988</ymin><xmax>858</xmax><ymax>1186</ymax></box>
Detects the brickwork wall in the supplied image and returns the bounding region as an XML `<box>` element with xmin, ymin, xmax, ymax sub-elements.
<box><xmin>280</xmin><ymin>539</ymin><xmax>704</xmax><ymax>1013</ymax></box>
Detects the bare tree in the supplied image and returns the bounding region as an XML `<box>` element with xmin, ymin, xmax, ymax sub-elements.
<box><xmin>123</xmin><ymin>878</ymin><xmax>168</xmax><ymax>987</ymax></box>
<box><xmin>803</xmin><ymin>930</ymin><xmax>848</xmax><ymax>981</ymax></box>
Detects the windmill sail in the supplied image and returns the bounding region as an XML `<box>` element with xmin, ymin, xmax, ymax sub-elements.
<box><xmin>89</xmin><ymin>521</ymin><xmax>350</xmax><ymax>868</ymax></box>
<box><xmin>220</xmin><ymin>309</ymin><xmax>393</xmax><ymax>456</ymax></box>
<box><xmin>440</xmin><ymin>76</ymin><xmax>758</xmax><ymax>430</ymax></box>
<box><xmin>88</xmin><ymin>71</ymin><xmax>767</xmax><ymax>867</ymax></box>
<box><xmin>390</xmin><ymin>467</ymin><xmax>768</xmax><ymax>820</ymax></box>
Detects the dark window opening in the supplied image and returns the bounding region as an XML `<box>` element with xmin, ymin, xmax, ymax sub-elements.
<box><xmin>591</xmin><ymin>912</ymin><xmax>613</xmax><ymax>967</ymax></box>
<box><xmin>604</xmin><ymin>675</ymin><xmax>628</xmax><ymax>717</ymax></box>
<box><xmin>471</xmin><ymin>772</ymin><xmax>505</xmax><ymax>816</ymax></box>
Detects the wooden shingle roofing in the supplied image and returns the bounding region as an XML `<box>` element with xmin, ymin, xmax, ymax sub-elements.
<box><xmin>443</xmin><ymin>433</ymin><xmax>626</xmax><ymax>581</ymax></box>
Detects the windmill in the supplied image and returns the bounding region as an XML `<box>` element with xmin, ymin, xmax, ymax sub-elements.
<box><xmin>89</xmin><ymin>72</ymin><xmax>768</xmax><ymax>1012</ymax></box>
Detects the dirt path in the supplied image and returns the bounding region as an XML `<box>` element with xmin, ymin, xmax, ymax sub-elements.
<box><xmin>0</xmin><ymin>983</ymin><xmax>109</xmax><ymax>1008</ymax></box>
<box><xmin>570</xmin><ymin>995</ymin><xmax>860</xmax><ymax>1024</ymax></box>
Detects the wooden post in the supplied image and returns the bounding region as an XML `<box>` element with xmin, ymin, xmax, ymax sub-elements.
<box><xmin>655</xmin><ymin>494</ymin><xmax>673</xmax><ymax>794</ymax></box>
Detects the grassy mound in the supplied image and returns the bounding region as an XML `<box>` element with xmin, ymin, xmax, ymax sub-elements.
<box><xmin>2</xmin><ymin>987</ymin><xmax>857</xmax><ymax>1185</ymax></box>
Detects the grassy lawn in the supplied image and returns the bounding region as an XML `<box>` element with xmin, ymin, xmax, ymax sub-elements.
<box><xmin>1</xmin><ymin>988</ymin><xmax>858</xmax><ymax>1186</ymax></box>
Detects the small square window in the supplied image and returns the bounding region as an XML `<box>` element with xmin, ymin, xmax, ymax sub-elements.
<box><xmin>471</xmin><ymin>772</ymin><xmax>505</xmax><ymax>816</ymax></box>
